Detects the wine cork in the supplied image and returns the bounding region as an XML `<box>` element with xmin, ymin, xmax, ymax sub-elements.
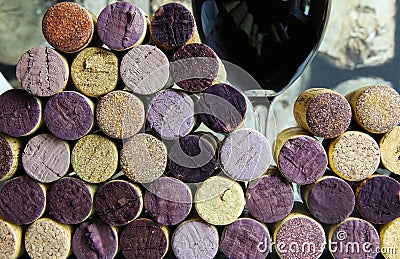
<box><xmin>172</xmin><ymin>219</ymin><xmax>219</xmax><ymax>259</ymax></box>
<box><xmin>302</xmin><ymin>176</ymin><xmax>355</xmax><ymax>224</ymax></box>
<box><xmin>355</xmin><ymin>175</ymin><xmax>400</xmax><ymax>224</ymax></box>
<box><xmin>146</xmin><ymin>89</ymin><xmax>195</xmax><ymax>140</ymax></box>
<box><xmin>346</xmin><ymin>85</ymin><xmax>400</xmax><ymax>134</ymax></box>
<box><xmin>44</xmin><ymin>91</ymin><xmax>94</xmax><ymax>141</ymax></box>
<box><xmin>71</xmin><ymin>134</ymin><xmax>118</xmax><ymax>183</ymax></box>
<box><xmin>94</xmin><ymin>180</ymin><xmax>143</xmax><ymax>226</ymax></box>
<box><xmin>0</xmin><ymin>218</ymin><xmax>23</xmax><ymax>259</ymax></box>
<box><xmin>274</xmin><ymin>213</ymin><xmax>326</xmax><ymax>259</ymax></box>
<box><xmin>379</xmin><ymin>126</ymin><xmax>400</xmax><ymax>175</ymax></box>
<box><xmin>195</xmin><ymin>176</ymin><xmax>245</xmax><ymax>226</ymax></box>
<box><xmin>72</xmin><ymin>219</ymin><xmax>118</xmax><ymax>259</ymax></box>
<box><xmin>42</xmin><ymin>2</ymin><xmax>95</xmax><ymax>53</ymax></box>
<box><xmin>0</xmin><ymin>176</ymin><xmax>46</xmax><ymax>225</ymax></box>
<box><xmin>144</xmin><ymin>177</ymin><xmax>192</xmax><ymax>226</ymax></box>
<box><xmin>120</xmin><ymin>133</ymin><xmax>167</xmax><ymax>183</ymax></box>
<box><xmin>48</xmin><ymin>177</ymin><xmax>95</xmax><ymax>225</ymax></box>
<box><xmin>328</xmin><ymin>131</ymin><xmax>380</xmax><ymax>181</ymax></box>
<box><xmin>198</xmin><ymin>83</ymin><xmax>247</xmax><ymax>133</ymax></box>
<box><xmin>16</xmin><ymin>46</ymin><xmax>69</xmax><ymax>97</ymax></box>
<box><xmin>22</xmin><ymin>133</ymin><xmax>70</xmax><ymax>183</ymax></box>
<box><xmin>221</xmin><ymin>218</ymin><xmax>271</xmax><ymax>259</ymax></box>
<box><xmin>220</xmin><ymin>128</ymin><xmax>272</xmax><ymax>181</ymax></box>
<box><xmin>0</xmin><ymin>89</ymin><xmax>42</xmax><ymax>137</ymax></box>
<box><xmin>120</xmin><ymin>218</ymin><xmax>169</xmax><ymax>259</ymax></box>
<box><xmin>0</xmin><ymin>133</ymin><xmax>22</xmax><ymax>182</ymax></box>
<box><xmin>293</xmin><ymin>88</ymin><xmax>352</xmax><ymax>139</ymax></box>
<box><xmin>120</xmin><ymin>45</ymin><xmax>170</xmax><ymax>95</ymax></box>
<box><xmin>96</xmin><ymin>90</ymin><xmax>145</xmax><ymax>139</ymax></box>
<box><xmin>380</xmin><ymin>217</ymin><xmax>400</xmax><ymax>259</ymax></box>
<box><xmin>97</xmin><ymin>1</ymin><xmax>147</xmax><ymax>51</ymax></box>
<box><xmin>25</xmin><ymin>218</ymin><xmax>72</xmax><ymax>259</ymax></box>
<box><xmin>274</xmin><ymin>127</ymin><xmax>327</xmax><ymax>184</ymax></box>
<box><xmin>71</xmin><ymin>47</ymin><xmax>118</xmax><ymax>97</ymax></box>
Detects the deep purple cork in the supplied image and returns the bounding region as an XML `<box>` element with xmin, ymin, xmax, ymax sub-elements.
<box><xmin>0</xmin><ymin>135</ymin><xmax>14</xmax><ymax>179</ymax></box>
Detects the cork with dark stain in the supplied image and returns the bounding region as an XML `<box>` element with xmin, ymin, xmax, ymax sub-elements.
<box><xmin>0</xmin><ymin>134</ymin><xmax>21</xmax><ymax>181</ymax></box>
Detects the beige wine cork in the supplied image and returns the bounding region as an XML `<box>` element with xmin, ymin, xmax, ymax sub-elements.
<box><xmin>293</xmin><ymin>88</ymin><xmax>352</xmax><ymax>139</ymax></box>
<box><xmin>0</xmin><ymin>133</ymin><xmax>22</xmax><ymax>182</ymax></box>
<box><xmin>194</xmin><ymin>176</ymin><xmax>245</xmax><ymax>226</ymax></box>
<box><xmin>346</xmin><ymin>85</ymin><xmax>400</xmax><ymax>134</ymax></box>
<box><xmin>379</xmin><ymin>126</ymin><xmax>400</xmax><ymax>175</ymax></box>
<box><xmin>0</xmin><ymin>218</ymin><xmax>23</xmax><ymax>259</ymax></box>
<box><xmin>380</xmin><ymin>217</ymin><xmax>400</xmax><ymax>259</ymax></box>
<box><xmin>328</xmin><ymin>131</ymin><xmax>380</xmax><ymax>181</ymax></box>
<box><xmin>71</xmin><ymin>134</ymin><xmax>118</xmax><ymax>183</ymax></box>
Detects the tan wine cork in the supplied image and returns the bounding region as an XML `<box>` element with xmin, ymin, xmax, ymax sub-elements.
<box><xmin>194</xmin><ymin>176</ymin><xmax>245</xmax><ymax>226</ymax></box>
<box><xmin>380</xmin><ymin>217</ymin><xmax>400</xmax><ymax>259</ymax></box>
<box><xmin>379</xmin><ymin>126</ymin><xmax>400</xmax><ymax>175</ymax></box>
<box><xmin>0</xmin><ymin>218</ymin><xmax>23</xmax><ymax>259</ymax></box>
<box><xmin>25</xmin><ymin>218</ymin><xmax>72</xmax><ymax>259</ymax></box>
<box><xmin>0</xmin><ymin>133</ymin><xmax>22</xmax><ymax>182</ymax></box>
<box><xmin>71</xmin><ymin>47</ymin><xmax>118</xmax><ymax>97</ymax></box>
<box><xmin>328</xmin><ymin>131</ymin><xmax>380</xmax><ymax>181</ymax></box>
<box><xmin>293</xmin><ymin>88</ymin><xmax>352</xmax><ymax>139</ymax></box>
<box><xmin>71</xmin><ymin>134</ymin><xmax>118</xmax><ymax>183</ymax></box>
<box><xmin>346</xmin><ymin>85</ymin><xmax>400</xmax><ymax>134</ymax></box>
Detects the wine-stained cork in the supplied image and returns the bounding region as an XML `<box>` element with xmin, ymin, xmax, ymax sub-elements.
<box><xmin>120</xmin><ymin>133</ymin><xmax>167</xmax><ymax>183</ymax></box>
<box><xmin>121</xmin><ymin>45</ymin><xmax>170</xmax><ymax>95</ymax></box>
<box><xmin>0</xmin><ymin>89</ymin><xmax>42</xmax><ymax>137</ymax></box>
<box><xmin>42</xmin><ymin>2</ymin><xmax>95</xmax><ymax>53</ymax></box>
<box><xmin>25</xmin><ymin>218</ymin><xmax>72</xmax><ymax>259</ymax></box>
<box><xmin>0</xmin><ymin>218</ymin><xmax>23</xmax><ymax>259</ymax></box>
<box><xmin>356</xmin><ymin>175</ymin><xmax>400</xmax><ymax>224</ymax></box>
<box><xmin>328</xmin><ymin>131</ymin><xmax>380</xmax><ymax>181</ymax></box>
<box><xmin>22</xmin><ymin>133</ymin><xmax>70</xmax><ymax>183</ymax></box>
<box><xmin>346</xmin><ymin>85</ymin><xmax>400</xmax><ymax>134</ymax></box>
<box><xmin>44</xmin><ymin>91</ymin><xmax>94</xmax><ymax>141</ymax></box>
<box><xmin>147</xmin><ymin>89</ymin><xmax>195</xmax><ymax>139</ymax></box>
<box><xmin>220</xmin><ymin>128</ymin><xmax>271</xmax><ymax>181</ymax></box>
<box><xmin>16</xmin><ymin>46</ymin><xmax>69</xmax><ymax>97</ymax></box>
<box><xmin>120</xmin><ymin>218</ymin><xmax>169</xmax><ymax>259</ymax></box>
<box><xmin>97</xmin><ymin>2</ymin><xmax>147</xmax><ymax>51</ymax></box>
<box><xmin>274</xmin><ymin>213</ymin><xmax>325</xmax><ymax>259</ymax></box>
<box><xmin>302</xmin><ymin>176</ymin><xmax>355</xmax><ymax>224</ymax></box>
<box><xmin>48</xmin><ymin>177</ymin><xmax>95</xmax><ymax>225</ymax></box>
<box><xmin>72</xmin><ymin>219</ymin><xmax>118</xmax><ymax>259</ymax></box>
<box><xmin>0</xmin><ymin>133</ymin><xmax>22</xmax><ymax>182</ymax></box>
<box><xmin>72</xmin><ymin>134</ymin><xmax>118</xmax><ymax>183</ymax></box>
<box><xmin>144</xmin><ymin>177</ymin><xmax>192</xmax><ymax>226</ymax></box>
<box><xmin>293</xmin><ymin>88</ymin><xmax>352</xmax><ymax>139</ymax></box>
<box><xmin>274</xmin><ymin>127</ymin><xmax>327</xmax><ymax>185</ymax></box>
<box><xmin>94</xmin><ymin>180</ymin><xmax>143</xmax><ymax>226</ymax></box>
<box><xmin>0</xmin><ymin>176</ymin><xmax>46</xmax><ymax>225</ymax></box>
<box><xmin>71</xmin><ymin>47</ymin><xmax>118</xmax><ymax>97</ymax></box>
<box><xmin>96</xmin><ymin>90</ymin><xmax>145</xmax><ymax>139</ymax></box>
<box><xmin>172</xmin><ymin>219</ymin><xmax>219</xmax><ymax>259</ymax></box>
<box><xmin>198</xmin><ymin>83</ymin><xmax>247</xmax><ymax>133</ymax></box>
<box><xmin>379</xmin><ymin>126</ymin><xmax>400</xmax><ymax>175</ymax></box>
<box><xmin>195</xmin><ymin>176</ymin><xmax>245</xmax><ymax>226</ymax></box>
<box><xmin>380</xmin><ymin>217</ymin><xmax>400</xmax><ymax>259</ymax></box>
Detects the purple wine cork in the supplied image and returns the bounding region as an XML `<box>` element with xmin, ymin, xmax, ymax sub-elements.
<box><xmin>120</xmin><ymin>218</ymin><xmax>169</xmax><ymax>259</ymax></box>
<box><xmin>48</xmin><ymin>177</ymin><xmax>95</xmax><ymax>225</ymax></box>
<box><xmin>172</xmin><ymin>219</ymin><xmax>219</xmax><ymax>259</ymax></box>
<box><xmin>44</xmin><ymin>91</ymin><xmax>94</xmax><ymax>141</ymax></box>
<box><xmin>0</xmin><ymin>89</ymin><xmax>42</xmax><ymax>137</ymax></box>
<box><xmin>328</xmin><ymin>217</ymin><xmax>380</xmax><ymax>259</ymax></box>
<box><xmin>168</xmin><ymin>133</ymin><xmax>217</xmax><ymax>183</ymax></box>
<box><xmin>144</xmin><ymin>177</ymin><xmax>192</xmax><ymax>226</ymax></box>
<box><xmin>221</xmin><ymin>218</ymin><xmax>271</xmax><ymax>259</ymax></box>
<box><xmin>97</xmin><ymin>1</ymin><xmax>147</xmax><ymax>51</ymax></box>
<box><xmin>22</xmin><ymin>133</ymin><xmax>70</xmax><ymax>183</ymax></box>
<box><xmin>380</xmin><ymin>217</ymin><xmax>400</xmax><ymax>259</ymax></box>
<box><xmin>355</xmin><ymin>175</ymin><xmax>400</xmax><ymax>224</ymax></box>
<box><xmin>94</xmin><ymin>180</ymin><xmax>143</xmax><ymax>226</ymax></box>
<box><xmin>379</xmin><ymin>126</ymin><xmax>400</xmax><ymax>175</ymax></box>
<box><xmin>147</xmin><ymin>89</ymin><xmax>195</xmax><ymax>139</ymax></box>
<box><xmin>0</xmin><ymin>133</ymin><xmax>22</xmax><ymax>182</ymax></box>
<box><xmin>302</xmin><ymin>176</ymin><xmax>355</xmax><ymax>224</ymax></box>
<box><xmin>198</xmin><ymin>83</ymin><xmax>247</xmax><ymax>133</ymax></box>
<box><xmin>220</xmin><ymin>128</ymin><xmax>272</xmax><ymax>181</ymax></box>
<box><xmin>72</xmin><ymin>219</ymin><xmax>118</xmax><ymax>259</ymax></box>
<box><xmin>0</xmin><ymin>176</ymin><xmax>46</xmax><ymax>225</ymax></box>
<box><xmin>42</xmin><ymin>2</ymin><xmax>95</xmax><ymax>53</ymax></box>
<box><xmin>246</xmin><ymin>168</ymin><xmax>294</xmax><ymax>223</ymax></box>
<box><xmin>0</xmin><ymin>218</ymin><xmax>23</xmax><ymax>259</ymax></box>
<box><xmin>16</xmin><ymin>46</ymin><xmax>69</xmax><ymax>97</ymax></box>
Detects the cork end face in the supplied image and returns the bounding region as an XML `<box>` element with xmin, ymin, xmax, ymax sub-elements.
<box><xmin>380</xmin><ymin>126</ymin><xmax>400</xmax><ymax>175</ymax></box>
<box><xmin>0</xmin><ymin>219</ymin><xmax>22</xmax><ymax>259</ymax></box>
<box><xmin>0</xmin><ymin>134</ymin><xmax>15</xmax><ymax>180</ymax></box>
<box><xmin>380</xmin><ymin>218</ymin><xmax>400</xmax><ymax>259</ymax></box>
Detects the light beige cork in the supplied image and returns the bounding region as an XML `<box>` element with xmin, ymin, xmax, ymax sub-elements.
<box><xmin>0</xmin><ymin>218</ymin><xmax>23</xmax><ymax>259</ymax></box>
<box><xmin>379</xmin><ymin>126</ymin><xmax>400</xmax><ymax>175</ymax></box>
<box><xmin>380</xmin><ymin>217</ymin><xmax>400</xmax><ymax>259</ymax></box>
<box><xmin>0</xmin><ymin>133</ymin><xmax>22</xmax><ymax>181</ymax></box>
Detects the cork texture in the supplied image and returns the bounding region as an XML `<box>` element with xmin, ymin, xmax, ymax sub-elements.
<box><xmin>0</xmin><ymin>218</ymin><xmax>23</xmax><ymax>259</ymax></box>
<box><xmin>380</xmin><ymin>217</ymin><xmax>400</xmax><ymax>259</ymax></box>
<box><xmin>0</xmin><ymin>133</ymin><xmax>22</xmax><ymax>181</ymax></box>
<box><xmin>380</xmin><ymin>126</ymin><xmax>400</xmax><ymax>175</ymax></box>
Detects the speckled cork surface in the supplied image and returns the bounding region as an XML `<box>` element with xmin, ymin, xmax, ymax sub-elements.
<box><xmin>0</xmin><ymin>218</ymin><xmax>23</xmax><ymax>259</ymax></box>
<box><xmin>380</xmin><ymin>217</ymin><xmax>400</xmax><ymax>259</ymax></box>
<box><xmin>380</xmin><ymin>126</ymin><xmax>400</xmax><ymax>175</ymax></box>
<box><xmin>0</xmin><ymin>133</ymin><xmax>22</xmax><ymax>181</ymax></box>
